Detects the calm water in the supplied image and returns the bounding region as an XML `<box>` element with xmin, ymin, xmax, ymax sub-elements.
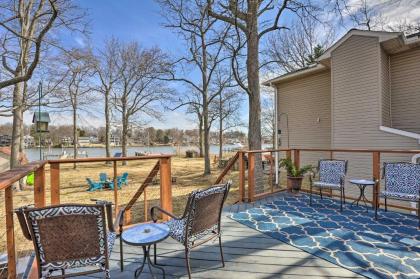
<box><xmin>25</xmin><ymin>144</ymin><xmax>245</xmax><ymax>161</ymax></box>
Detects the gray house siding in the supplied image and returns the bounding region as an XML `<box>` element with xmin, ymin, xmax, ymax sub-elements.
<box><xmin>276</xmin><ymin>70</ymin><xmax>332</xmax><ymax>169</ymax></box>
<box><xmin>330</xmin><ymin>35</ymin><xmax>419</xmax><ymax>201</ymax></box>
<box><xmin>390</xmin><ymin>47</ymin><xmax>420</xmax><ymax>134</ymax></box>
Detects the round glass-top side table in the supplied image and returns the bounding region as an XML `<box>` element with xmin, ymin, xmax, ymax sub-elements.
<box><xmin>349</xmin><ymin>179</ymin><xmax>376</xmax><ymax>212</ymax></box>
<box><xmin>122</xmin><ymin>223</ymin><xmax>170</xmax><ymax>278</ymax></box>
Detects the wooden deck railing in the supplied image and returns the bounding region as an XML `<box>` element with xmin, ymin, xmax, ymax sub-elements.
<box><xmin>217</xmin><ymin>148</ymin><xmax>420</xmax><ymax>210</ymax></box>
<box><xmin>0</xmin><ymin>155</ymin><xmax>173</xmax><ymax>279</ymax></box>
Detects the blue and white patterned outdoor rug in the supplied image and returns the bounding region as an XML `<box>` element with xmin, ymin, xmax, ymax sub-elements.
<box><xmin>229</xmin><ymin>193</ymin><xmax>420</xmax><ymax>279</ymax></box>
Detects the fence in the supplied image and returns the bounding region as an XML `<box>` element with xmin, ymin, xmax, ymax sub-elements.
<box><xmin>0</xmin><ymin>155</ymin><xmax>172</xmax><ymax>279</ymax></box>
<box><xmin>218</xmin><ymin>148</ymin><xmax>420</xmax><ymax>212</ymax></box>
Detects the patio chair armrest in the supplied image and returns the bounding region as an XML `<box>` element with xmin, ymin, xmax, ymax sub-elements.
<box><xmin>14</xmin><ymin>205</ymin><xmax>33</xmax><ymax>241</ymax></box>
<box><xmin>150</xmin><ymin>206</ymin><xmax>180</xmax><ymax>222</ymax></box>
<box><xmin>91</xmin><ymin>199</ymin><xmax>115</xmax><ymax>232</ymax></box>
<box><xmin>340</xmin><ymin>175</ymin><xmax>345</xmax><ymax>186</ymax></box>
<box><xmin>309</xmin><ymin>168</ymin><xmax>318</xmax><ymax>184</ymax></box>
<box><xmin>114</xmin><ymin>208</ymin><xmax>125</xmax><ymax>234</ymax></box>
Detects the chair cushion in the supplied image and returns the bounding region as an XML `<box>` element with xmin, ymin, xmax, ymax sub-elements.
<box><xmin>381</xmin><ymin>191</ymin><xmax>420</xmax><ymax>201</ymax></box>
<box><xmin>166</xmin><ymin>218</ymin><xmax>187</xmax><ymax>243</ymax></box>
<box><xmin>313</xmin><ymin>181</ymin><xmax>342</xmax><ymax>189</ymax></box>
<box><xmin>319</xmin><ymin>160</ymin><xmax>346</xmax><ymax>185</ymax></box>
<box><xmin>107</xmin><ymin>232</ymin><xmax>116</xmax><ymax>254</ymax></box>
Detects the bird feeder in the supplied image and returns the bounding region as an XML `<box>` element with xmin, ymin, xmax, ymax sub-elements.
<box><xmin>32</xmin><ymin>112</ymin><xmax>50</xmax><ymax>133</ymax></box>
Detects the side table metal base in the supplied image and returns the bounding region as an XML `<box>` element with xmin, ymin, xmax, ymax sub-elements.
<box><xmin>135</xmin><ymin>245</ymin><xmax>165</xmax><ymax>279</ymax></box>
<box><xmin>351</xmin><ymin>185</ymin><xmax>370</xmax><ymax>212</ymax></box>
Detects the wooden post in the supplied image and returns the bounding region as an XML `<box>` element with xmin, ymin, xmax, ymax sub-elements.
<box><xmin>238</xmin><ymin>152</ymin><xmax>245</xmax><ymax>202</ymax></box>
<box><xmin>372</xmin><ymin>152</ymin><xmax>381</xmax><ymax>209</ymax></box>
<box><xmin>159</xmin><ymin>157</ymin><xmax>172</xmax><ymax>221</ymax></box>
<box><xmin>5</xmin><ymin>186</ymin><xmax>16</xmax><ymax>278</ymax></box>
<box><xmin>248</xmin><ymin>153</ymin><xmax>255</xmax><ymax>202</ymax></box>
<box><xmin>113</xmin><ymin>161</ymin><xmax>118</xmax><ymax>216</ymax></box>
<box><xmin>34</xmin><ymin>165</ymin><xmax>46</xmax><ymax>207</ymax></box>
<box><xmin>286</xmin><ymin>150</ymin><xmax>292</xmax><ymax>160</ymax></box>
<box><xmin>144</xmin><ymin>188</ymin><xmax>148</xmax><ymax>222</ymax></box>
<box><xmin>285</xmin><ymin>150</ymin><xmax>292</xmax><ymax>191</ymax></box>
<box><xmin>293</xmin><ymin>149</ymin><xmax>300</xmax><ymax>169</ymax></box>
<box><xmin>50</xmin><ymin>163</ymin><xmax>60</xmax><ymax>205</ymax></box>
<box><xmin>329</xmin><ymin>151</ymin><xmax>334</xmax><ymax>197</ymax></box>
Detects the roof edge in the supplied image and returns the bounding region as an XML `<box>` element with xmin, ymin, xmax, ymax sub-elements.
<box><xmin>317</xmin><ymin>29</ymin><xmax>402</xmax><ymax>61</ymax></box>
<box><xmin>262</xmin><ymin>64</ymin><xmax>326</xmax><ymax>86</ymax></box>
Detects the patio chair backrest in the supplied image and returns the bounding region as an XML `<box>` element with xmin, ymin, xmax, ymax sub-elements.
<box><xmin>318</xmin><ymin>160</ymin><xmax>348</xmax><ymax>185</ymax></box>
<box><xmin>16</xmin><ymin>204</ymin><xmax>110</xmax><ymax>277</ymax></box>
<box><xmin>99</xmin><ymin>172</ymin><xmax>107</xmax><ymax>182</ymax></box>
<box><xmin>383</xmin><ymin>162</ymin><xmax>420</xmax><ymax>195</ymax></box>
<box><xmin>119</xmin><ymin>172</ymin><xmax>128</xmax><ymax>181</ymax></box>
<box><xmin>185</xmin><ymin>181</ymin><xmax>231</xmax><ymax>237</ymax></box>
<box><xmin>86</xmin><ymin>178</ymin><xmax>95</xmax><ymax>186</ymax></box>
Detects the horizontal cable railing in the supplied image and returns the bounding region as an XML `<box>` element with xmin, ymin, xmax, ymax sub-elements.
<box><xmin>0</xmin><ymin>155</ymin><xmax>173</xmax><ymax>279</ymax></box>
<box><xmin>216</xmin><ymin>148</ymin><xmax>420</xmax><ymax>210</ymax></box>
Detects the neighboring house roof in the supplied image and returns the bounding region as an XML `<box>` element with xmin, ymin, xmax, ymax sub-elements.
<box><xmin>262</xmin><ymin>29</ymin><xmax>420</xmax><ymax>86</ymax></box>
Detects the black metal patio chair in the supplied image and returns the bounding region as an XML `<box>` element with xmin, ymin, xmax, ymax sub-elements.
<box><xmin>151</xmin><ymin>181</ymin><xmax>231</xmax><ymax>279</ymax></box>
<box><xmin>309</xmin><ymin>159</ymin><xmax>348</xmax><ymax>211</ymax></box>
<box><xmin>375</xmin><ymin>162</ymin><xmax>420</xmax><ymax>228</ymax></box>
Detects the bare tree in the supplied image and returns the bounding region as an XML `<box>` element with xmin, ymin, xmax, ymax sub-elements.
<box><xmin>0</xmin><ymin>0</ymin><xmax>58</xmax><ymax>176</ymax></box>
<box><xmin>158</xmin><ymin>0</ymin><xmax>229</xmax><ymax>175</ymax></box>
<box><xmin>210</xmin><ymin>68</ymin><xmax>243</xmax><ymax>163</ymax></box>
<box><xmin>261</xmin><ymin>91</ymin><xmax>275</xmax><ymax>148</ymax></box>
<box><xmin>265</xmin><ymin>16</ymin><xmax>335</xmax><ymax>74</ymax></box>
<box><xmin>112</xmin><ymin>42</ymin><xmax>170</xmax><ymax>163</ymax></box>
<box><xmin>0</xmin><ymin>0</ymin><xmax>58</xmax><ymax>89</ymax></box>
<box><xmin>94</xmin><ymin>38</ymin><xmax>121</xmax><ymax>159</ymax></box>
<box><xmin>207</xmin><ymin>0</ymin><xmax>318</xmax><ymax>192</ymax></box>
<box><xmin>0</xmin><ymin>0</ymin><xmax>87</xmax><ymax>181</ymax></box>
<box><xmin>51</xmin><ymin>49</ymin><xmax>96</xmax><ymax>168</ymax></box>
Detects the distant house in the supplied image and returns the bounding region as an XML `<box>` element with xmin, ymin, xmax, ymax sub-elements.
<box><xmin>0</xmin><ymin>135</ymin><xmax>12</xmax><ymax>147</ymax></box>
<box><xmin>263</xmin><ymin>29</ymin><xmax>420</xmax><ymax>199</ymax></box>
<box><xmin>23</xmin><ymin>135</ymin><xmax>35</xmax><ymax>148</ymax></box>
<box><xmin>110</xmin><ymin>135</ymin><xmax>121</xmax><ymax>146</ymax></box>
<box><xmin>61</xmin><ymin>136</ymin><xmax>72</xmax><ymax>146</ymax></box>
<box><xmin>89</xmin><ymin>136</ymin><xmax>99</xmax><ymax>144</ymax></box>
<box><xmin>78</xmin><ymin>137</ymin><xmax>91</xmax><ymax>145</ymax></box>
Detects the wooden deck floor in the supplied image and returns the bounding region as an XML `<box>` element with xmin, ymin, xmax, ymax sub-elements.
<box><xmin>79</xmin><ymin>194</ymin><xmax>363</xmax><ymax>279</ymax></box>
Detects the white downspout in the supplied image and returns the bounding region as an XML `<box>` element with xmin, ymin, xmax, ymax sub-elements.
<box><xmin>272</xmin><ymin>83</ymin><xmax>279</xmax><ymax>186</ymax></box>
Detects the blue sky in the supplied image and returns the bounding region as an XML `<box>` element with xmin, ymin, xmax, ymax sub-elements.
<box><xmin>36</xmin><ymin>0</ymin><xmax>249</xmax><ymax>131</ymax></box>
<box><xmin>16</xmin><ymin>0</ymin><xmax>419</xmax><ymax>130</ymax></box>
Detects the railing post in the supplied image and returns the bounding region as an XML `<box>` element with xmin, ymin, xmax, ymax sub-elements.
<box><xmin>113</xmin><ymin>161</ymin><xmax>119</xmax><ymax>216</ymax></box>
<box><xmin>5</xmin><ymin>186</ymin><xmax>16</xmax><ymax>278</ymax></box>
<box><xmin>50</xmin><ymin>163</ymin><xmax>60</xmax><ymax>205</ymax></box>
<box><xmin>248</xmin><ymin>153</ymin><xmax>255</xmax><ymax>202</ymax></box>
<box><xmin>286</xmin><ymin>149</ymin><xmax>292</xmax><ymax>160</ymax></box>
<box><xmin>34</xmin><ymin>165</ymin><xmax>46</xmax><ymax>207</ymax></box>
<box><xmin>159</xmin><ymin>157</ymin><xmax>172</xmax><ymax>221</ymax></box>
<box><xmin>144</xmin><ymin>188</ymin><xmax>148</xmax><ymax>222</ymax></box>
<box><xmin>285</xmin><ymin>150</ymin><xmax>292</xmax><ymax>191</ymax></box>
<box><xmin>372</xmin><ymin>151</ymin><xmax>381</xmax><ymax>208</ymax></box>
<box><xmin>293</xmin><ymin>149</ymin><xmax>300</xmax><ymax>169</ymax></box>
<box><xmin>239</xmin><ymin>152</ymin><xmax>245</xmax><ymax>202</ymax></box>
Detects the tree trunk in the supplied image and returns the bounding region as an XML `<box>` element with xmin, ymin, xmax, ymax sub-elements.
<box><xmin>247</xmin><ymin>13</ymin><xmax>263</xmax><ymax>193</ymax></box>
<box><xmin>73</xmin><ymin>107</ymin><xmax>78</xmax><ymax>169</ymax></box>
<box><xmin>121</xmin><ymin>104</ymin><xmax>128</xmax><ymax>166</ymax></box>
<box><xmin>203</xmin><ymin>106</ymin><xmax>211</xmax><ymax>175</ymax></box>
<box><xmin>198</xmin><ymin>116</ymin><xmax>204</xmax><ymax>157</ymax></box>
<box><xmin>104</xmin><ymin>88</ymin><xmax>111</xmax><ymax>161</ymax></box>
<box><xmin>202</xmin><ymin>32</ymin><xmax>211</xmax><ymax>175</ymax></box>
<box><xmin>10</xmin><ymin>82</ymin><xmax>23</xmax><ymax>189</ymax></box>
<box><xmin>218</xmin><ymin>94</ymin><xmax>223</xmax><ymax>165</ymax></box>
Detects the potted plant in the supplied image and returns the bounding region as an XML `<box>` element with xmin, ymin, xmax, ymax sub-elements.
<box><xmin>279</xmin><ymin>158</ymin><xmax>313</xmax><ymax>192</ymax></box>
